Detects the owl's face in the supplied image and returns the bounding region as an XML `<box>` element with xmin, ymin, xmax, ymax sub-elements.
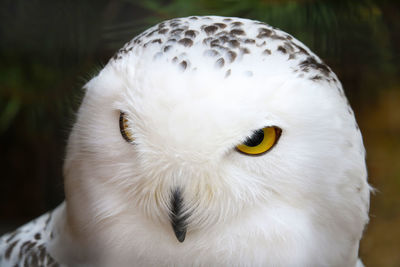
<box><xmin>63</xmin><ymin>16</ymin><xmax>369</xmax><ymax>250</ymax></box>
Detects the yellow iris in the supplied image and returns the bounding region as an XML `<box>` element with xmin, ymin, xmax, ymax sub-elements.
<box><xmin>119</xmin><ymin>112</ymin><xmax>135</xmax><ymax>143</ymax></box>
<box><xmin>236</xmin><ymin>127</ymin><xmax>280</xmax><ymax>155</ymax></box>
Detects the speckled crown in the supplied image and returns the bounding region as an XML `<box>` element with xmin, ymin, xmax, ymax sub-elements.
<box><xmin>111</xmin><ymin>16</ymin><xmax>339</xmax><ymax>85</ymax></box>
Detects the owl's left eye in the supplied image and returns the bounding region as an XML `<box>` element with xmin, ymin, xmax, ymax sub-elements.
<box><xmin>119</xmin><ymin>112</ymin><xmax>135</xmax><ymax>143</ymax></box>
<box><xmin>236</xmin><ymin>126</ymin><xmax>281</xmax><ymax>155</ymax></box>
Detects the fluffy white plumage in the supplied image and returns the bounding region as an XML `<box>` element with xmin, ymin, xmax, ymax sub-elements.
<box><xmin>0</xmin><ymin>16</ymin><xmax>370</xmax><ymax>266</ymax></box>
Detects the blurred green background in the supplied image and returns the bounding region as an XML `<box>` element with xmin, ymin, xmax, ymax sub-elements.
<box><xmin>0</xmin><ymin>0</ymin><xmax>399</xmax><ymax>265</ymax></box>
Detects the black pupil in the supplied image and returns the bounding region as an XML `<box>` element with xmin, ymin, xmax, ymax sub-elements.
<box><xmin>244</xmin><ymin>129</ymin><xmax>264</xmax><ymax>147</ymax></box>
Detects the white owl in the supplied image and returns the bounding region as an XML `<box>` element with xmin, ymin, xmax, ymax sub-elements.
<box><xmin>0</xmin><ymin>16</ymin><xmax>370</xmax><ymax>266</ymax></box>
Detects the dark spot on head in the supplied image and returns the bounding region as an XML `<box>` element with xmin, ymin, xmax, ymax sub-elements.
<box><xmin>204</xmin><ymin>25</ymin><xmax>218</xmax><ymax>35</ymax></box>
<box><xmin>151</xmin><ymin>39</ymin><xmax>162</xmax><ymax>44</ymax></box>
<box><xmin>210</xmin><ymin>39</ymin><xmax>220</xmax><ymax>47</ymax></box>
<box><xmin>170</xmin><ymin>22</ymin><xmax>181</xmax><ymax>28</ymax></box>
<box><xmin>227</xmin><ymin>51</ymin><xmax>237</xmax><ymax>62</ymax></box>
<box><xmin>172</xmin><ymin>56</ymin><xmax>178</xmax><ymax>63</ymax></box>
<box><xmin>219</xmin><ymin>35</ymin><xmax>229</xmax><ymax>43</ymax></box>
<box><xmin>203</xmin><ymin>37</ymin><xmax>213</xmax><ymax>45</ymax></box>
<box><xmin>170</xmin><ymin>28</ymin><xmax>184</xmax><ymax>35</ymax></box>
<box><xmin>180</xmin><ymin>60</ymin><xmax>188</xmax><ymax>70</ymax></box>
<box><xmin>216</xmin><ymin>30</ymin><xmax>228</xmax><ymax>36</ymax></box>
<box><xmin>214</xmin><ymin>23</ymin><xmax>227</xmax><ymax>29</ymax></box>
<box><xmin>277</xmin><ymin>46</ymin><xmax>287</xmax><ymax>54</ymax></box>
<box><xmin>299</xmin><ymin>56</ymin><xmax>331</xmax><ymax>77</ymax></box>
<box><xmin>311</xmin><ymin>75</ymin><xmax>322</xmax><ymax>81</ymax></box>
<box><xmin>270</xmin><ymin>33</ymin><xmax>286</xmax><ymax>41</ymax></box>
<box><xmin>231</xmin><ymin>21</ymin><xmax>243</xmax><ymax>27</ymax></box>
<box><xmin>228</xmin><ymin>39</ymin><xmax>240</xmax><ymax>48</ymax></box>
<box><xmin>34</xmin><ymin>233</ymin><xmax>41</xmax><ymax>240</ymax></box>
<box><xmin>240</xmin><ymin>47</ymin><xmax>250</xmax><ymax>54</ymax></box>
<box><xmin>225</xmin><ymin>69</ymin><xmax>231</xmax><ymax>78</ymax></box>
<box><xmin>263</xmin><ymin>49</ymin><xmax>271</xmax><ymax>55</ymax></box>
<box><xmin>282</xmin><ymin>42</ymin><xmax>294</xmax><ymax>53</ymax></box>
<box><xmin>215</xmin><ymin>57</ymin><xmax>225</xmax><ymax>68</ymax></box>
<box><xmin>292</xmin><ymin>43</ymin><xmax>310</xmax><ymax>56</ymax></box>
<box><xmin>189</xmin><ymin>16</ymin><xmax>198</xmax><ymax>20</ymax></box>
<box><xmin>230</xmin><ymin>29</ymin><xmax>245</xmax><ymax>36</ymax></box>
<box><xmin>254</xmin><ymin>21</ymin><xmax>266</xmax><ymax>25</ymax></box>
<box><xmin>178</xmin><ymin>38</ymin><xmax>193</xmax><ymax>47</ymax></box>
<box><xmin>158</xmin><ymin>28</ymin><xmax>169</xmax><ymax>34</ymax></box>
<box><xmin>244</xmin><ymin>39</ymin><xmax>255</xmax><ymax>44</ymax></box>
<box><xmin>184</xmin><ymin>30</ymin><xmax>197</xmax><ymax>38</ymax></box>
<box><xmin>164</xmin><ymin>45</ymin><xmax>172</xmax><ymax>52</ymax></box>
<box><xmin>167</xmin><ymin>38</ymin><xmax>177</xmax><ymax>45</ymax></box>
<box><xmin>257</xmin><ymin>28</ymin><xmax>272</xmax><ymax>38</ymax></box>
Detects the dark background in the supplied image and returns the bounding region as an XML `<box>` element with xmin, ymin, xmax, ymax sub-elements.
<box><xmin>1</xmin><ymin>0</ymin><xmax>399</xmax><ymax>265</ymax></box>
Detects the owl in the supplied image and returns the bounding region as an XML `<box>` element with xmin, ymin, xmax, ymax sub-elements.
<box><xmin>0</xmin><ymin>16</ymin><xmax>370</xmax><ymax>266</ymax></box>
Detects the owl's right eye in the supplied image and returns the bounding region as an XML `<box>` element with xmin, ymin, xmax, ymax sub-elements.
<box><xmin>236</xmin><ymin>126</ymin><xmax>281</xmax><ymax>155</ymax></box>
<box><xmin>119</xmin><ymin>112</ymin><xmax>135</xmax><ymax>143</ymax></box>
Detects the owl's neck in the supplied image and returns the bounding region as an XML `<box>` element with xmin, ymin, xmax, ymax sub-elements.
<box><xmin>45</xmin><ymin>202</ymin><xmax>94</xmax><ymax>266</ymax></box>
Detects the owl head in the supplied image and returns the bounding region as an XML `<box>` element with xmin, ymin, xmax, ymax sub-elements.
<box><xmin>61</xmin><ymin>16</ymin><xmax>369</xmax><ymax>264</ymax></box>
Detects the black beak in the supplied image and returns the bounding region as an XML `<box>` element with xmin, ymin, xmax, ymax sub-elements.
<box><xmin>170</xmin><ymin>188</ymin><xmax>187</xmax><ymax>242</ymax></box>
